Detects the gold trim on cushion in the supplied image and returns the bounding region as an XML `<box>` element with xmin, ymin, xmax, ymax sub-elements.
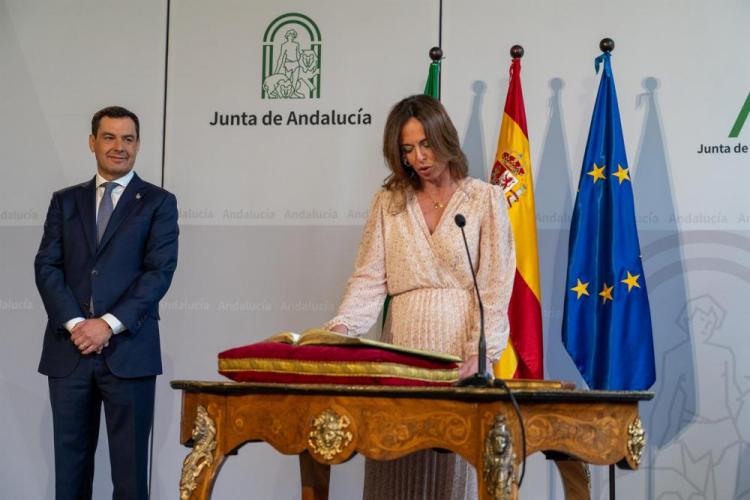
<box><xmin>218</xmin><ymin>357</ymin><xmax>459</xmax><ymax>383</ymax></box>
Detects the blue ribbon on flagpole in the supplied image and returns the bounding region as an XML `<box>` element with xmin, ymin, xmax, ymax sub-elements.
<box><xmin>594</xmin><ymin>52</ymin><xmax>612</xmax><ymax>76</ymax></box>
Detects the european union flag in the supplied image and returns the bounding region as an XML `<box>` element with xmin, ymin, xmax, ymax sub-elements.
<box><xmin>562</xmin><ymin>52</ymin><xmax>656</xmax><ymax>391</ymax></box>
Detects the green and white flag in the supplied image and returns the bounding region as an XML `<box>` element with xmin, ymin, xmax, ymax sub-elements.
<box><xmin>423</xmin><ymin>59</ymin><xmax>441</xmax><ymax>99</ymax></box>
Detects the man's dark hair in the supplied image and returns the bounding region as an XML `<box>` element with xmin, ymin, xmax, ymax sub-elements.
<box><xmin>91</xmin><ymin>106</ymin><xmax>140</xmax><ymax>139</ymax></box>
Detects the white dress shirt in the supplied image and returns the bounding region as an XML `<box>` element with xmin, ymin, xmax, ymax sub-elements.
<box><xmin>64</xmin><ymin>170</ymin><xmax>135</xmax><ymax>335</ymax></box>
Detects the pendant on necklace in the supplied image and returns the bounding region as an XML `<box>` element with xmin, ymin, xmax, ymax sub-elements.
<box><xmin>432</xmin><ymin>199</ymin><xmax>445</xmax><ymax>209</ymax></box>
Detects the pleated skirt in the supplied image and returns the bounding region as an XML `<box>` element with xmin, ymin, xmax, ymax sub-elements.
<box><xmin>362</xmin><ymin>450</ymin><xmax>477</xmax><ymax>500</ymax></box>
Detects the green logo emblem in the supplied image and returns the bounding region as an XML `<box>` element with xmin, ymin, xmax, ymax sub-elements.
<box><xmin>729</xmin><ymin>91</ymin><xmax>750</xmax><ymax>138</ymax></box>
<box><xmin>262</xmin><ymin>13</ymin><xmax>321</xmax><ymax>99</ymax></box>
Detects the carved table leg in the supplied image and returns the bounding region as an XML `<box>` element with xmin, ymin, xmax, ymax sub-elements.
<box><xmin>179</xmin><ymin>404</ymin><xmax>225</xmax><ymax>500</ymax></box>
<box><xmin>554</xmin><ymin>460</ymin><xmax>590</xmax><ymax>500</ymax></box>
<box><xmin>478</xmin><ymin>414</ymin><xmax>519</xmax><ymax>500</ymax></box>
<box><xmin>299</xmin><ymin>451</ymin><xmax>330</xmax><ymax>500</ymax></box>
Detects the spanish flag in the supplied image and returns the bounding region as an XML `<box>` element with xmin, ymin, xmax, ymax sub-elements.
<box><xmin>491</xmin><ymin>54</ymin><xmax>544</xmax><ymax>379</ymax></box>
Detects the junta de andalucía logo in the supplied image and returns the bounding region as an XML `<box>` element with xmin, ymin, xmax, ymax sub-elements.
<box><xmin>262</xmin><ymin>13</ymin><xmax>321</xmax><ymax>99</ymax></box>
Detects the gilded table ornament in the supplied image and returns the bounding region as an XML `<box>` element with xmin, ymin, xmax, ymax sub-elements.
<box><xmin>627</xmin><ymin>416</ymin><xmax>646</xmax><ymax>466</ymax></box>
<box><xmin>584</xmin><ymin>463</ymin><xmax>591</xmax><ymax>487</ymax></box>
<box><xmin>180</xmin><ymin>405</ymin><xmax>217</xmax><ymax>500</ymax></box>
<box><xmin>308</xmin><ymin>409</ymin><xmax>353</xmax><ymax>461</ymax></box>
<box><xmin>483</xmin><ymin>414</ymin><xmax>517</xmax><ymax>500</ymax></box>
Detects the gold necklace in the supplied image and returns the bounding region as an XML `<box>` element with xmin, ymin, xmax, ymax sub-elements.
<box><xmin>422</xmin><ymin>182</ymin><xmax>456</xmax><ymax>210</ymax></box>
<box><xmin>430</xmin><ymin>198</ymin><xmax>445</xmax><ymax>209</ymax></box>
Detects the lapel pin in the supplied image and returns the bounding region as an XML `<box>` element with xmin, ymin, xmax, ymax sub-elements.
<box><xmin>135</xmin><ymin>193</ymin><xmax>141</xmax><ymax>200</ymax></box>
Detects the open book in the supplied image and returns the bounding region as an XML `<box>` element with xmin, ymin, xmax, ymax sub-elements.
<box><xmin>264</xmin><ymin>328</ymin><xmax>462</xmax><ymax>364</ymax></box>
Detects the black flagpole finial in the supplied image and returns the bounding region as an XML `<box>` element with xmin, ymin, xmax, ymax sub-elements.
<box><xmin>599</xmin><ymin>38</ymin><xmax>615</xmax><ymax>53</ymax></box>
<box><xmin>429</xmin><ymin>46</ymin><xmax>443</xmax><ymax>62</ymax></box>
<box><xmin>510</xmin><ymin>45</ymin><xmax>524</xmax><ymax>58</ymax></box>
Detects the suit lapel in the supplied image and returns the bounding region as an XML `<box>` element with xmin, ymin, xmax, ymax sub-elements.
<box><xmin>96</xmin><ymin>173</ymin><xmax>145</xmax><ymax>255</ymax></box>
<box><xmin>74</xmin><ymin>177</ymin><xmax>97</xmax><ymax>256</ymax></box>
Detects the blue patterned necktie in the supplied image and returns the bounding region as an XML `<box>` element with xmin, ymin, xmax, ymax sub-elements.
<box><xmin>97</xmin><ymin>182</ymin><xmax>117</xmax><ymax>244</ymax></box>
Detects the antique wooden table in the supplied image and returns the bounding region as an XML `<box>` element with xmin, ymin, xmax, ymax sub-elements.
<box><xmin>171</xmin><ymin>380</ymin><xmax>652</xmax><ymax>500</ymax></box>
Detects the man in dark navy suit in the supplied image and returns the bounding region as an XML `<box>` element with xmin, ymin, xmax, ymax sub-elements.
<box><xmin>35</xmin><ymin>106</ymin><xmax>179</xmax><ymax>499</ymax></box>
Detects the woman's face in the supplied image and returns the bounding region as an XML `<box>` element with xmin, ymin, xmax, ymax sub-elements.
<box><xmin>399</xmin><ymin>117</ymin><xmax>449</xmax><ymax>184</ymax></box>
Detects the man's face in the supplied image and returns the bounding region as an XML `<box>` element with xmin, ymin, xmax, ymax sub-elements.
<box><xmin>89</xmin><ymin>116</ymin><xmax>139</xmax><ymax>180</ymax></box>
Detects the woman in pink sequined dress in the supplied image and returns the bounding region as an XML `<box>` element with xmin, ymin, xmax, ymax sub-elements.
<box><xmin>326</xmin><ymin>95</ymin><xmax>516</xmax><ymax>500</ymax></box>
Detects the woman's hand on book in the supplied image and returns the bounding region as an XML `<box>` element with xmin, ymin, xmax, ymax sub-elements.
<box><xmin>328</xmin><ymin>324</ymin><xmax>348</xmax><ymax>335</ymax></box>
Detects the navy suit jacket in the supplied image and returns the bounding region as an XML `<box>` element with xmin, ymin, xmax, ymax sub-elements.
<box><xmin>35</xmin><ymin>172</ymin><xmax>179</xmax><ymax>378</ymax></box>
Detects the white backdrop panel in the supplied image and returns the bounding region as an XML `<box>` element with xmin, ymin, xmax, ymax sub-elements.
<box><xmin>159</xmin><ymin>1</ymin><xmax>439</xmax><ymax>497</ymax></box>
<box><xmin>5</xmin><ymin>1</ymin><xmax>750</xmax><ymax>498</ymax></box>
<box><xmin>443</xmin><ymin>1</ymin><xmax>750</xmax><ymax>499</ymax></box>
<box><xmin>166</xmin><ymin>0</ymin><xmax>440</xmax><ymax>226</ymax></box>
<box><xmin>0</xmin><ymin>0</ymin><xmax>166</xmax><ymax>224</ymax></box>
<box><xmin>0</xmin><ymin>1</ymin><xmax>166</xmax><ymax>498</ymax></box>
<box><xmin>443</xmin><ymin>0</ymin><xmax>750</xmax><ymax>231</ymax></box>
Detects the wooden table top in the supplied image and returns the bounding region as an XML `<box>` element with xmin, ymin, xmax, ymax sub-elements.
<box><xmin>171</xmin><ymin>379</ymin><xmax>653</xmax><ymax>403</ymax></box>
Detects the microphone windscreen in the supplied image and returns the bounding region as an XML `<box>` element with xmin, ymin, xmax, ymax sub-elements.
<box><xmin>454</xmin><ymin>213</ymin><xmax>466</xmax><ymax>227</ymax></box>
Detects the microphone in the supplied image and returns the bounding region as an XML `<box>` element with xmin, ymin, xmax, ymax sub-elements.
<box><xmin>453</xmin><ymin>216</ymin><xmax>528</xmax><ymax>485</ymax></box>
<box><xmin>454</xmin><ymin>213</ymin><xmax>491</xmax><ymax>387</ymax></box>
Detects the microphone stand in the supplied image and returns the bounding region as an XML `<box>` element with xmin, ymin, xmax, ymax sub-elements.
<box><xmin>453</xmin><ymin>212</ymin><xmax>528</xmax><ymax>484</ymax></box>
<box><xmin>453</xmin><ymin>204</ymin><xmax>529</xmax><ymax>486</ymax></box>
<box><xmin>454</xmin><ymin>214</ymin><xmax>492</xmax><ymax>387</ymax></box>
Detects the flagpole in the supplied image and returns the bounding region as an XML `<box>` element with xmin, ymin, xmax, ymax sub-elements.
<box><xmin>583</xmin><ymin>35</ymin><xmax>619</xmax><ymax>500</ymax></box>
<box><xmin>437</xmin><ymin>0</ymin><xmax>443</xmax><ymax>91</ymax></box>
<box><xmin>602</xmin><ymin>31</ymin><xmax>618</xmax><ymax>500</ymax></box>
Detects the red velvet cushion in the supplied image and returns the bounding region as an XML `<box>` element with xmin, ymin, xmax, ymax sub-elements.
<box><xmin>218</xmin><ymin>342</ymin><xmax>459</xmax><ymax>386</ymax></box>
